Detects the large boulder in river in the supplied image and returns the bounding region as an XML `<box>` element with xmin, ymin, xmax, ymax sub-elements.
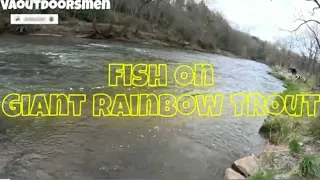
<box><xmin>233</xmin><ymin>155</ymin><xmax>259</xmax><ymax>177</ymax></box>
<box><xmin>224</xmin><ymin>168</ymin><xmax>245</xmax><ymax>180</ymax></box>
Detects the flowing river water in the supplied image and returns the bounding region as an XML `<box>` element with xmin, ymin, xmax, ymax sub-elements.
<box><xmin>0</xmin><ymin>35</ymin><xmax>284</xmax><ymax>180</ymax></box>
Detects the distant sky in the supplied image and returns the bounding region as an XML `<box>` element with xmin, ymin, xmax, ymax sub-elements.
<box><xmin>201</xmin><ymin>0</ymin><xmax>320</xmax><ymax>42</ymax></box>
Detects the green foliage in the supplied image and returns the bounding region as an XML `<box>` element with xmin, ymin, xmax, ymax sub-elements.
<box><xmin>260</xmin><ymin>153</ymin><xmax>276</xmax><ymax>168</ymax></box>
<box><xmin>269</xmin><ymin>80</ymin><xmax>313</xmax><ymax>117</ymax></box>
<box><xmin>284</xmin><ymin>78</ymin><xmax>294</xmax><ymax>86</ymax></box>
<box><xmin>247</xmin><ymin>170</ymin><xmax>276</xmax><ymax>180</ymax></box>
<box><xmin>289</xmin><ymin>139</ymin><xmax>301</xmax><ymax>154</ymax></box>
<box><xmin>268</xmin><ymin>72</ymin><xmax>286</xmax><ymax>81</ymax></box>
<box><xmin>282</xmin><ymin>84</ymin><xmax>301</xmax><ymax>95</ymax></box>
<box><xmin>259</xmin><ymin>117</ymin><xmax>300</xmax><ymax>144</ymax></box>
<box><xmin>309</xmin><ymin>116</ymin><xmax>320</xmax><ymax>140</ymax></box>
<box><xmin>299</xmin><ymin>155</ymin><xmax>320</xmax><ymax>178</ymax></box>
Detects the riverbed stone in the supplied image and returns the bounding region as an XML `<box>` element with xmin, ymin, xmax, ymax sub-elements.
<box><xmin>224</xmin><ymin>168</ymin><xmax>245</xmax><ymax>180</ymax></box>
<box><xmin>234</xmin><ymin>155</ymin><xmax>259</xmax><ymax>176</ymax></box>
<box><xmin>0</xmin><ymin>155</ymin><xmax>10</xmax><ymax>171</ymax></box>
<box><xmin>35</xmin><ymin>170</ymin><xmax>53</xmax><ymax>179</ymax></box>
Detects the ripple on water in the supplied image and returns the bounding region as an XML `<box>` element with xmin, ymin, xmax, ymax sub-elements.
<box><xmin>88</xmin><ymin>43</ymin><xmax>113</xmax><ymax>48</ymax></box>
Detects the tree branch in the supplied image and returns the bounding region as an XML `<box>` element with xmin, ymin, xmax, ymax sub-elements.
<box><xmin>291</xmin><ymin>19</ymin><xmax>320</xmax><ymax>32</ymax></box>
<box><xmin>311</xmin><ymin>7</ymin><xmax>320</xmax><ymax>15</ymax></box>
<box><xmin>306</xmin><ymin>22</ymin><xmax>320</xmax><ymax>49</ymax></box>
<box><xmin>307</xmin><ymin>0</ymin><xmax>320</xmax><ymax>8</ymax></box>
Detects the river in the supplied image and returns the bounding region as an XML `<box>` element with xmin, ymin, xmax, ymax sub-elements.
<box><xmin>0</xmin><ymin>35</ymin><xmax>284</xmax><ymax>180</ymax></box>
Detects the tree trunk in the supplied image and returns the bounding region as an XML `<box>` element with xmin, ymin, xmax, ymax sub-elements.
<box><xmin>113</xmin><ymin>0</ymin><xmax>116</xmax><ymax>11</ymax></box>
<box><xmin>134</xmin><ymin>0</ymin><xmax>152</xmax><ymax>34</ymax></box>
<box><xmin>92</xmin><ymin>11</ymin><xmax>98</xmax><ymax>33</ymax></box>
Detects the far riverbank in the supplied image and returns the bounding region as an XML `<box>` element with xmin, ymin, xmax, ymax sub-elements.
<box><xmin>1</xmin><ymin>20</ymin><xmax>239</xmax><ymax>58</ymax></box>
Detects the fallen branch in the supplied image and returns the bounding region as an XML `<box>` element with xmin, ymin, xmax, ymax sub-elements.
<box><xmin>263</xmin><ymin>149</ymin><xmax>290</xmax><ymax>153</ymax></box>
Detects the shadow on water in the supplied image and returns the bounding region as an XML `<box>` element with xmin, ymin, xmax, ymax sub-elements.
<box><xmin>0</xmin><ymin>35</ymin><xmax>285</xmax><ymax>179</ymax></box>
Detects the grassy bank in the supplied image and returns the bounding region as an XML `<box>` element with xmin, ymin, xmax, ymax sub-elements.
<box><xmin>256</xmin><ymin>70</ymin><xmax>320</xmax><ymax>179</ymax></box>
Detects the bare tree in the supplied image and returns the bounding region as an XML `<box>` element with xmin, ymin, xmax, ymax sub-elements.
<box><xmin>271</xmin><ymin>0</ymin><xmax>320</xmax><ymax>84</ymax></box>
<box><xmin>284</xmin><ymin>0</ymin><xmax>320</xmax><ymax>48</ymax></box>
<box><xmin>271</xmin><ymin>0</ymin><xmax>320</xmax><ymax>47</ymax></box>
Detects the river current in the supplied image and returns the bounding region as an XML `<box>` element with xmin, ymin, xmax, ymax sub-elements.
<box><xmin>0</xmin><ymin>35</ymin><xmax>284</xmax><ymax>180</ymax></box>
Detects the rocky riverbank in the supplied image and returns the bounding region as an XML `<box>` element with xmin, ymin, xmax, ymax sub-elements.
<box><xmin>224</xmin><ymin>155</ymin><xmax>260</xmax><ymax>179</ymax></box>
<box><xmin>225</xmin><ymin>69</ymin><xmax>320</xmax><ymax>180</ymax></box>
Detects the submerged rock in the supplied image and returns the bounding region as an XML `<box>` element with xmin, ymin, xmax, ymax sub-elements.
<box><xmin>224</xmin><ymin>168</ymin><xmax>245</xmax><ymax>180</ymax></box>
<box><xmin>233</xmin><ymin>155</ymin><xmax>259</xmax><ymax>177</ymax></box>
